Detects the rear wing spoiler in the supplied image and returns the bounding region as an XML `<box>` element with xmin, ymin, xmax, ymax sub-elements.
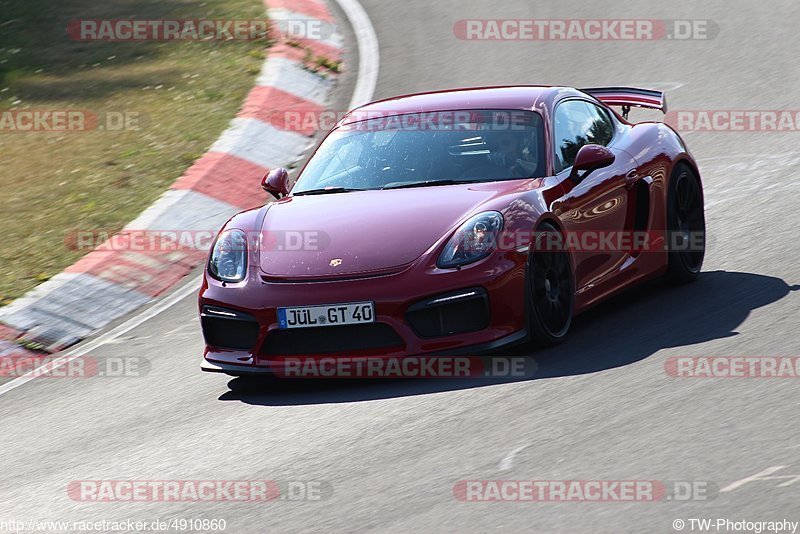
<box><xmin>580</xmin><ymin>87</ymin><xmax>667</xmax><ymax>120</ymax></box>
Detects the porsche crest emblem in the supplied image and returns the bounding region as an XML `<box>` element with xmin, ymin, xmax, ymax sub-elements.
<box><xmin>330</xmin><ymin>258</ymin><xmax>343</xmax><ymax>267</ymax></box>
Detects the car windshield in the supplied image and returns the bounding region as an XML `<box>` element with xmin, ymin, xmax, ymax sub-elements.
<box><xmin>292</xmin><ymin>109</ymin><xmax>545</xmax><ymax>193</ymax></box>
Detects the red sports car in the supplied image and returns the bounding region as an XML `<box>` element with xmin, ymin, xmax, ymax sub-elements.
<box><xmin>199</xmin><ymin>86</ymin><xmax>705</xmax><ymax>376</ymax></box>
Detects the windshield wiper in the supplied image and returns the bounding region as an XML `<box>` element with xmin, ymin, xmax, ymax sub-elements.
<box><xmin>381</xmin><ymin>179</ymin><xmax>475</xmax><ymax>190</ymax></box>
<box><xmin>293</xmin><ymin>187</ymin><xmax>366</xmax><ymax>196</ymax></box>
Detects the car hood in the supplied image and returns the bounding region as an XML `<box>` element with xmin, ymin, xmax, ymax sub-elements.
<box><xmin>258</xmin><ymin>182</ymin><xmax>521</xmax><ymax>279</ymax></box>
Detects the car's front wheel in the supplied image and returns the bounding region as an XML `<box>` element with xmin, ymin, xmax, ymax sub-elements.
<box><xmin>527</xmin><ymin>222</ymin><xmax>574</xmax><ymax>346</ymax></box>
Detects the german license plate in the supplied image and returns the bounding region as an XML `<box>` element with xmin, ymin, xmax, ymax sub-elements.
<box><xmin>277</xmin><ymin>302</ymin><xmax>375</xmax><ymax>329</ymax></box>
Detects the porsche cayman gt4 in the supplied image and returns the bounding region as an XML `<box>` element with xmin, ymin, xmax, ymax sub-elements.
<box><xmin>199</xmin><ymin>86</ymin><xmax>705</xmax><ymax>375</ymax></box>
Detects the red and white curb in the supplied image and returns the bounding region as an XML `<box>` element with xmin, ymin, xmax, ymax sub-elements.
<box><xmin>0</xmin><ymin>0</ymin><xmax>345</xmax><ymax>356</ymax></box>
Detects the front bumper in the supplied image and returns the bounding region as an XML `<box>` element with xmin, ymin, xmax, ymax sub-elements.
<box><xmin>199</xmin><ymin>249</ymin><xmax>528</xmax><ymax>374</ymax></box>
<box><xmin>200</xmin><ymin>328</ymin><xmax>529</xmax><ymax>375</ymax></box>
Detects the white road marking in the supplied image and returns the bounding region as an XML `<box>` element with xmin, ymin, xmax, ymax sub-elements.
<box><xmin>632</xmin><ymin>82</ymin><xmax>685</xmax><ymax>91</ymax></box>
<box><xmin>498</xmin><ymin>445</ymin><xmax>530</xmax><ymax>471</ymax></box>
<box><xmin>0</xmin><ymin>0</ymin><xmax>381</xmax><ymax>398</ymax></box>
<box><xmin>698</xmin><ymin>153</ymin><xmax>800</xmax><ymax>210</ymax></box>
<box><xmin>0</xmin><ymin>275</ymin><xmax>203</xmax><ymax>397</ymax></box>
<box><xmin>333</xmin><ymin>0</ymin><xmax>380</xmax><ymax>109</ymax></box>
<box><xmin>719</xmin><ymin>465</ymin><xmax>792</xmax><ymax>493</ymax></box>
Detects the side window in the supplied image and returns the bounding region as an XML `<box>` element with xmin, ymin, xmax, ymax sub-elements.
<box><xmin>586</xmin><ymin>103</ymin><xmax>614</xmax><ymax>146</ymax></box>
<box><xmin>553</xmin><ymin>101</ymin><xmax>615</xmax><ymax>173</ymax></box>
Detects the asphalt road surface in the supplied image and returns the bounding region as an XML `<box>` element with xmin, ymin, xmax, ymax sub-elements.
<box><xmin>2</xmin><ymin>0</ymin><xmax>800</xmax><ymax>532</ymax></box>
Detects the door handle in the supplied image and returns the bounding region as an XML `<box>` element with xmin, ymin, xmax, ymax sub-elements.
<box><xmin>624</xmin><ymin>170</ymin><xmax>639</xmax><ymax>189</ymax></box>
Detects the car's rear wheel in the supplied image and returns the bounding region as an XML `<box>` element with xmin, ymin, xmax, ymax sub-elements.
<box><xmin>665</xmin><ymin>164</ymin><xmax>705</xmax><ymax>283</ymax></box>
<box><xmin>528</xmin><ymin>222</ymin><xmax>574</xmax><ymax>346</ymax></box>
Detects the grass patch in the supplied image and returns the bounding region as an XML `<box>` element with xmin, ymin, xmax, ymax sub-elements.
<box><xmin>302</xmin><ymin>49</ymin><xmax>341</xmax><ymax>76</ymax></box>
<box><xmin>0</xmin><ymin>0</ymin><xmax>268</xmax><ymax>303</ymax></box>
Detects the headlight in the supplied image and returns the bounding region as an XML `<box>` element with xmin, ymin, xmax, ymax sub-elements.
<box><xmin>208</xmin><ymin>229</ymin><xmax>248</xmax><ymax>283</ymax></box>
<box><xmin>437</xmin><ymin>211</ymin><xmax>504</xmax><ymax>268</ymax></box>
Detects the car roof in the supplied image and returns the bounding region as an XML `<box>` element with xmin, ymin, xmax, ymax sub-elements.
<box><xmin>339</xmin><ymin>86</ymin><xmax>588</xmax><ymax>126</ymax></box>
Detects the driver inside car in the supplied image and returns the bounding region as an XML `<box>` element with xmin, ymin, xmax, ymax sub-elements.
<box><xmin>488</xmin><ymin>131</ymin><xmax>539</xmax><ymax>178</ymax></box>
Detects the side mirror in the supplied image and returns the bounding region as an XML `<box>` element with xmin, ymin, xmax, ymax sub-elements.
<box><xmin>261</xmin><ymin>167</ymin><xmax>290</xmax><ymax>199</ymax></box>
<box><xmin>569</xmin><ymin>145</ymin><xmax>615</xmax><ymax>183</ymax></box>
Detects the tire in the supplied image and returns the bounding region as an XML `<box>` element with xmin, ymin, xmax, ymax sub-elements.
<box><xmin>527</xmin><ymin>222</ymin><xmax>574</xmax><ymax>346</ymax></box>
<box><xmin>665</xmin><ymin>164</ymin><xmax>706</xmax><ymax>283</ymax></box>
